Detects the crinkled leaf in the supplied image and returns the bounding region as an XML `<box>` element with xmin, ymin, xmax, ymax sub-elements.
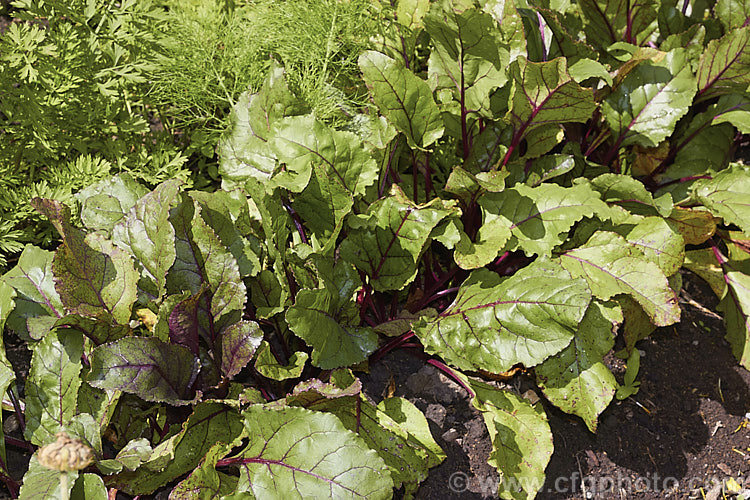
<box><xmin>426</xmin><ymin>4</ymin><xmax>509</xmax><ymax>118</ymax></box>
<box><xmin>32</xmin><ymin>199</ymin><xmax>138</xmax><ymax>325</ymax></box>
<box><xmin>54</xmin><ymin>314</ymin><xmax>131</xmax><ymax>345</ymax></box>
<box><xmin>76</xmin><ymin>382</ymin><xmax>120</xmax><ymax>435</ymax></box>
<box><xmin>684</xmin><ymin>248</ymin><xmax>727</xmax><ymax>298</ymax></box>
<box><xmin>588</xmin><ymin>173</ymin><xmax>673</xmax><ymax>217</ymax></box>
<box><xmin>168</xmin><ymin>287</ymin><xmax>206</xmax><ymax>356</ymax></box>
<box><xmin>286</xmin><ymin>288</ymin><xmax>377</xmax><ymax>369</ymax></box>
<box><xmin>167</xmin><ymin>198</ymin><xmax>246</xmax><ymax>341</ymax></box>
<box><xmin>602</xmin><ymin>49</ymin><xmax>696</xmax><ymax>148</ymax></box>
<box><xmin>2</xmin><ymin>244</ymin><xmax>63</xmax><ymax>340</ymax></box>
<box><xmin>525</xmin><ymin>154</ymin><xmax>578</xmax><ymax>187</ymax></box>
<box><xmin>218</xmin><ymin>63</ymin><xmax>306</xmax><ymax>184</ymax></box>
<box><xmin>219</xmin><ymin>320</ymin><xmax>263</xmax><ymax>381</ymax></box>
<box><xmin>667</xmin><ymin>207</ymin><xmax>717</xmax><ymax>245</ymax></box>
<box><xmin>88</xmin><ymin>337</ymin><xmax>200</xmax><ymax>405</ymax></box>
<box><xmin>249</xmin><ymin>269</ymin><xmax>289</xmax><ymax>319</ymax></box>
<box><xmin>112</xmin><ymin>179</ymin><xmax>181</xmax><ymax>299</ymax></box>
<box><xmin>270</xmin><ymin>115</ymin><xmax>378</xmax><ymax>238</ymax></box>
<box><xmin>536</xmin><ymin>301</ymin><xmax>620</xmax><ymax>432</ymax></box>
<box><xmin>24</xmin><ymin>329</ymin><xmax>84</xmax><ymax>446</ymax></box>
<box><xmin>506</xmin><ymin>56</ymin><xmax>596</xmax><ymax>148</ymax></box>
<box><xmin>70</xmin><ymin>473</ymin><xmax>107</xmax><ymax>500</ymax></box>
<box><xmin>290</xmin><ymin>381</ymin><xmax>444</xmax><ymax>495</ymax></box>
<box><xmin>107</xmin><ymin>403</ymin><xmax>244</xmax><ymax>495</ymax></box>
<box><xmin>235</xmin><ymin>406</ymin><xmax>393</xmax><ymax>499</ymax></box>
<box><xmin>697</xmin><ymin>27</ymin><xmax>750</xmax><ymax>101</ymax></box>
<box><xmin>19</xmin><ymin>456</ymin><xmax>77</xmax><ymax>500</ymax></box>
<box><xmin>340</xmin><ymin>186</ymin><xmax>455</xmax><ymax>291</ymax></box>
<box><xmin>568</xmin><ymin>58</ymin><xmax>613</xmax><ymax>85</ymax></box>
<box><xmin>716</xmin><ymin>0</ymin><xmax>750</xmax><ymax>30</ymax></box>
<box><xmin>169</xmin><ymin>441</ymin><xmax>239</xmax><ymax>500</ymax></box>
<box><xmin>255</xmin><ymin>341</ymin><xmax>308</xmax><ymax>381</ymax></box>
<box><xmin>624</xmin><ymin>217</ymin><xmax>685</xmax><ymax>276</ymax></box>
<box><xmin>693</xmin><ymin>164</ymin><xmax>750</xmax><ymax>235</ymax></box>
<box><xmin>359</xmin><ymin>50</ymin><xmax>445</xmax><ymax>149</ymax></box>
<box><xmin>75</xmin><ymin>174</ymin><xmax>149</xmax><ymax>232</ymax></box>
<box><xmin>469</xmin><ymin>379</ymin><xmax>553</xmax><ymax>500</ymax></box>
<box><xmin>579</xmin><ymin>0</ymin><xmax>657</xmax><ymax>48</ymax></box>
<box><xmin>559</xmin><ymin>231</ymin><xmax>680</xmax><ymax>326</ymax></box>
<box><xmin>480</xmin><ymin>182</ymin><xmax>610</xmax><ymax>257</ymax></box>
<box><xmin>414</xmin><ymin>259</ymin><xmax>591</xmax><ymax>373</ymax></box>
<box><xmin>97</xmin><ymin>438</ymin><xmax>154</xmax><ymax>475</ymax></box>
<box><xmin>710</xmin><ymin>94</ymin><xmax>750</xmax><ymax>133</ymax></box>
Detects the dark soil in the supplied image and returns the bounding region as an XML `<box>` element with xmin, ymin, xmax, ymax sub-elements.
<box><xmin>360</xmin><ymin>271</ymin><xmax>750</xmax><ymax>499</ymax></box>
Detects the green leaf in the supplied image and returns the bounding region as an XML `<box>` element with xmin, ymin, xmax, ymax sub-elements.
<box><xmin>2</xmin><ymin>244</ymin><xmax>63</xmax><ymax>340</ymax></box>
<box><xmin>112</xmin><ymin>179</ymin><xmax>181</xmax><ymax>299</ymax></box>
<box><xmin>248</xmin><ymin>270</ymin><xmax>289</xmax><ymax>319</ymax></box>
<box><xmin>96</xmin><ymin>438</ymin><xmax>153</xmax><ymax>475</ymax></box>
<box><xmin>219</xmin><ymin>320</ymin><xmax>263</xmax><ymax>381</ymax></box>
<box><xmin>288</xmin><ymin>379</ymin><xmax>444</xmax><ymax>496</ymax></box>
<box><xmin>414</xmin><ymin>259</ymin><xmax>591</xmax><ymax>373</ymax></box>
<box><xmin>236</xmin><ymin>406</ymin><xmax>393</xmax><ymax>499</ymax></box>
<box><xmin>340</xmin><ymin>186</ymin><xmax>455</xmax><ymax>291</ymax></box>
<box><xmin>536</xmin><ymin>301</ymin><xmax>620</xmax><ymax>432</ymax></box>
<box><xmin>697</xmin><ymin>27</ymin><xmax>750</xmax><ymax>101</ymax></box>
<box><xmin>716</xmin><ymin>0</ymin><xmax>750</xmax><ymax>30</ymax></box>
<box><xmin>218</xmin><ymin>63</ymin><xmax>306</xmax><ymax>184</ymax></box>
<box><xmin>718</xmin><ymin>262</ymin><xmax>750</xmax><ymax>369</ymax></box>
<box><xmin>24</xmin><ymin>329</ymin><xmax>84</xmax><ymax>446</ymax></box>
<box><xmin>559</xmin><ymin>231</ymin><xmax>680</xmax><ymax>326</ymax></box>
<box><xmin>359</xmin><ymin>50</ymin><xmax>445</xmax><ymax>149</ymax></box>
<box><xmin>684</xmin><ymin>248</ymin><xmax>727</xmax><ymax>298</ymax></box>
<box><xmin>255</xmin><ymin>341</ymin><xmax>308</xmax><ymax>381</ymax></box>
<box><xmin>70</xmin><ymin>473</ymin><xmax>107</xmax><ymax>500</ymax></box>
<box><xmin>602</xmin><ymin>49</ymin><xmax>697</xmax><ymax>148</ymax></box>
<box><xmin>568</xmin><ymin>58</ymin><xmax>613</xmax><ymax>86</ymax></box>
<box><xmin>87</xmin><ymin>337</ymin><xmax>199</xmax><ymax>405</ymax></box>
<box><xmin>480</xmin><ymin>182</ymin><xmax>610</xmax><ymax>257</ymax></box>
<box><xmin>468</xmin><ymin>380</ymin><xmax>553</xmax><ymax>500</ymax></box>
<box><xmin>169</xmin><ymin>441</ymin><xmax>239</xmax><ymax>499</ymax></box>
<box><xmin>75</xmin><ymin>174</ymin><xmax>149</xmax><ymax>232</ymax></box>
<box><xmin>579</xmin><ymin>0</ymin><xmax>657</xmax><ymax>48</ymax></box>
<box><xmin>425</xmin><ymin>3</ymin><xmax>509</xmax><ymax>118</ymax></box>
<box><xmin>167</xmin><ymin>197</ymin><xmax>246</xmax><ymax>339</ymax></box>
<box><xmin>286</xmin><ymin>288</ymin><xmax>377</xmax><ymax>369</ymax></box>
<box><xmin>588</xmin><ymin>173</ymin><xmax>673</xmax><ymax>217</ymax></box>
<box><xmin>693</xmin><ymin>164</ymin><xmax>750</xmax><ymax>235</ymax></box>
<box><xmin>506</xmin><ymin>56</ymin><xmax>595</xmax><ymax>149</ymax></box>
<box><xmin>19</xmin><ymin>456</ymin><xmax>78</xmax><ymax>500</ymax></box>
<box><xmin>0</xmin><ymin>282</ymin><xmax>15</xmax><ymax>470</ymax></box>
<box><xmin>624</xmin><ymin>217</ymin><xmax>685</xmax><ymax>276</ymax></box>
<box><xmin>107</xmin><ymin>403</ymin><xmax>244</xmax><ymax>495</ymax></box>
<box><xmin>270</xmin><ymin>115</ymin><xmax>378</xmax><ymax>239</ymax></box>
<box><xmin>32</xmin><ymin>199</ymin><xmax>138</xmax><ymax>325</ymax></box>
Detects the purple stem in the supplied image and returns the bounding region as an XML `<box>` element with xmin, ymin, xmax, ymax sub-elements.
<box><xmin>426</xmin><ymin>359</ymin><xmax>475</xmax><ymax>398</ymax></box>
<box><xmin>7</xmin><ymin>389</ymin><xmax>24</xmax><ymax>433</ymax></box>
<box><xmin>537</xmin><ymin>12</ymin><xmax>547</xmax><ymax>62</ymax></box>
<box><xmin>281</xmin><ymin>196</ymin><xmax>308</xmax><ymax>245</ymax></box>
<box><xmin>370</xmin><ymin>331</ymin><xmax>416</xmax><ymax>364</ymax></box>
<box><xmin>4</xmin><ymin>436</ymin><xmax>33</xmax><ymax>454</ymax></box>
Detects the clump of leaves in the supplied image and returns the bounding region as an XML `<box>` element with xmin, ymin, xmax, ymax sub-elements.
<box><xmin>1</xmin><ymin>0</ymin><xmax>750</xmax><ymax>498</ymax></box>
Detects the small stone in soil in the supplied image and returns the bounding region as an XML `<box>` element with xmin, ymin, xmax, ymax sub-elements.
<box><xmin>425</xmin><ymin>403</ymin><xmax>447</xmax><ymax>428</ymax></box>
<box><xmin>442</xmin><ymin>428</ymin><xmax>459</xmax><ymax>442</ymax></box>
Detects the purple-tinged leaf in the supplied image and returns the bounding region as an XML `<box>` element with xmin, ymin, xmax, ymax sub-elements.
<box><xmin>88</xmin><ymin>337</ymin><xmax>200</xmax><ymax>405</ymax></box>
<box><xmin>536</xmin><ymin>301</ymin><xmax>621</xmax><ymax>432</ymax></box>
<box><xmin>235</xmin><ymin>406</ymin><xmax>393</xmax><ymax>499</ymax></box>
<box><xmin>168</xmin><ymin>287</ymin><xmax>207</xmax><ymax>356</ymax></box>
<box><xmin>579</xmin><ymin>0</ymin><xmax>657</xmax><ymax>48</ymax></box>
<box><xmin>74</xmin><ymin>174</ymin><xmax>149</xmax><ymax>233</ymax></box>
<box><xmin>167</xmin><ymin>198</ymin><xmax>246</xmax><ymax>342</ymax></box>
<box><xmin>219</xmin><ymin>320</ymin><xmax>263</xmax><ymax>381</ymax></box>
<box><xmin>112</xmin><ymin>179</ymin><xmax>181</xmax><ymax>299</ymax></box>
<box><xmin>505</xmin><ymin>57</ymin><xmax>595</xmax><ymax>163</ymax></box>
<box><xmin>32</xmin><ymin>199</ymin><xmax>138</xmax><ymax>325</ymax></box>
<box><xmin>602</xmin><ymin>49</ymin><xmax>696</xmax><ymax>149</ymax></box>
<box><xmin>54</xmin><ymin>314</ymin><xmax>131</xmax><ymax>345</ymax></box>
<box><xmin>359</xmin><ymin>50</ymin><xmax>445</xmax><ymax>149</ymax></box>
<box><xmin>24</xmin><ymin>329</ymin><xmax>84</xmax><ymax>446</ymax></box>
<box><xmin>559</xmin><ymin>231</ymin><xmax>680</xmax><ymax>326</ymax></box>
<box><xmin>414</xmin><ymin>259</ymin><xmax>591</xmax><ymax>373</ymax></box>
<box><xmin>2</xmin><ymin>244</ymin><xmax>64</xmax><ymax>340</ymax></box>
<box><xmin>340</xmin><ymin>185</ymin><xmax>456</xmax><ymax>291</ymax></box>
<box><xmin>286</xmin><ymin>288</ymin><xmax>378</xmax><ymax>369</ymax></box>
<box><xmin>107</xmin><ymin>403</ymin><xmax>244</xmax><ymax>495</ymax></box>
<box><xmin>693</xmin><ymin>164</ymin><xmax>750</xmax><ymax>235</ymax></box>
<box><xmin>697</xmin><ymin>27</ymin><xmax>750</xmax><ymax>101</ymax></box>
